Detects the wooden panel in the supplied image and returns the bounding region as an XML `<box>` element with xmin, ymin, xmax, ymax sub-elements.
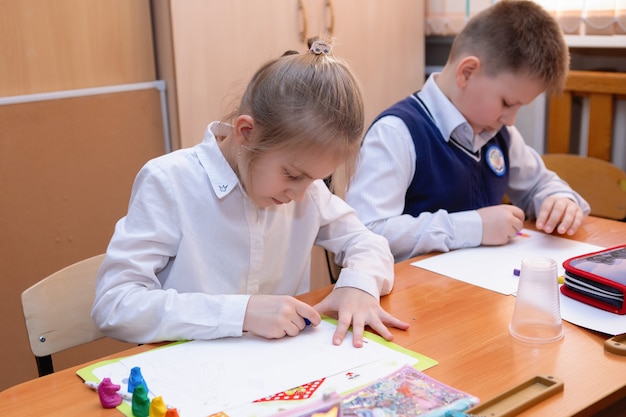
<box><xmin>565</xmin><ymin>70</ymin><xmax>626</xmax><ymax>95</ymax></box>
<box><xmin>547</xmin><ymin>91</ymin><xmax>572</xmax><ymax>153</ymax></box>
<box><xmin>0</xmin><ymin>88</ymin><xmax>165</xmax><ymax>390</ymax></box>
<box><xmin>169</xmin><ymin>0</ymin><xmax>306</xmax><ymax>147</ymax></box>
<box><xmin>587</xmin><ymin>93</ymin><xmax>614</xmax><ymax>161</ymax></box>
<box><xmin>0</xmin><ymin>0</ymin><xmax>155</xmax><ymax>96</ymax></box>
<box><xmin>329</xmin><ymin>0</ymin><xmax>425</xmax><ymax>128</ymax></box>
<box><xmin>546</xmin><ymin>70</ymin><xmax>626</xmax><ymax>160</ymax></box>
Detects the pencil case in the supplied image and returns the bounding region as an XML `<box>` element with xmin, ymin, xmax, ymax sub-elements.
<box><xmin>269</xmin><ymin>364</ymin><xmax>478</xmax><ymax>417</ymax></box>
<box><xmin>561</xmin><ymin>244</ymin><xmax>626</xmax><ymax>315</ymax></box>
<box><xmin>340</xmin><ymin>364</ymin><xmax>478</xmax><ymax>416</ymax></box>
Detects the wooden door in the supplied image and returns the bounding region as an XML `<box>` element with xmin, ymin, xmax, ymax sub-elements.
<box><xmin>162</xmin><ymin>0</ymin><xmax>424</xmax><ymax>148</ymax></box>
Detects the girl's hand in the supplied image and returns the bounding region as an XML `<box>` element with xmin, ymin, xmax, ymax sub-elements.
<box><xmin>313</xmin><ymin>287</ymin><xmax>409</xmax><ymax>348</ymax></box>
<box><xmin>243</xmin><ymin>295</ymin><xmax>321</xmax><ymax>338</ymax></box>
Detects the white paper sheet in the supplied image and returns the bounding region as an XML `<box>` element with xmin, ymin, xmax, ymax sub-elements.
<box><xmin>560</xmin><ymin>292</ymin><xmax>626</xmax><ymax>335</ymax></box>
<box><xmin>89</xmin><ymin>320</ymin><xmax>421</xmax><ymax>417</ymax></box>
<box><xmin>411</xmin><ymin>229</ymin><xmax>603</xmax><ymax>295</ymax></box>
<box><xmin>411</xmin><ymin>229</ymin><xmax>626</xmax><ymax>335</ymax></box>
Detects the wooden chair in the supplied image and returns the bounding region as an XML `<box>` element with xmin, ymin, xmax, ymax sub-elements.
<box><xmin>542</xmin><ymin>153</ymin><xmax>626</xmax><ymax>221</ymax></box>
<box><xmin>545</xmin><ymin>70</ymin><xmax>626</xmax><ymax>220</ymax></box>
<box><xmin>546</xmin><ymin>70</ymin><xmax>626</xmax><ymax>162</ymax></box>
<box><xmin>21</xmin><ymin>254</ymin><xmax>106</xmax><ymax>376</ymax></box>
<box><xmin>311</xmin><ymin>246</ymin><xmax>340</xmax><ymax>288</ymax></box>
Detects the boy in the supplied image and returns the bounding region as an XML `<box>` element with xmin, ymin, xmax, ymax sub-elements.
<box><xmin>345</xmin><ymin>0</ymin><xmax>590</xmax><ymax>262</ymax></box>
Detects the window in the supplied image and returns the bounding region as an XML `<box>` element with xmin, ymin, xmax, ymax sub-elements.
<box><xmin>425</xmin><ymin>0</ymin><xmax>626</xmax><ymax>36</ymax></box>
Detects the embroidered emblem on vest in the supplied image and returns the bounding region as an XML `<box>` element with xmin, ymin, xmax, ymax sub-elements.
<box><xmin>486</xmin><ymin>145</ymin><xmax>506</xmax><ymax>176</ymax></box>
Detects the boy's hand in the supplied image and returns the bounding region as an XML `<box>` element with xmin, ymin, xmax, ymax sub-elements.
<box><xmin>535</xmin><ymin>195</ymin><xmax>584</xmax><ymax>235</ymax></box>
<box><xmin>313</xmin><ymin>287</ymin><xmax>410</xmax><ymax>348</ymax></box>
<box><xmin>478</xmin><ymin>204</ymin><xmax>525</xmax><ymax>245</ymax></box>
<box><xmin>243</xmin><ymin>295</ymin><xmax>321</xmax><ymax>338</ymax></box>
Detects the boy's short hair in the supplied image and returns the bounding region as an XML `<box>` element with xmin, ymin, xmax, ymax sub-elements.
<box><xmin>449</xmin><ymin>0</ymin><xmax>569</xmax><ymax>94</ymax></box>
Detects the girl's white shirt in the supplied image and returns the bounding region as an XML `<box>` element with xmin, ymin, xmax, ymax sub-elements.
<box><xmin>92</xmin><ymin>122</ymin><xmax>394</xmax><ymax>344</ymax></box>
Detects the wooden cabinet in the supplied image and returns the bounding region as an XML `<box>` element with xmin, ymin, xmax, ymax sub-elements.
<box><xmin>152</xmin><ymin>0</ymin><xmax>425</xmax><ymax>148</ymax></box>
<box><xmin>0</xmin><ymin>1</ymin><xmax>155</xmax><ymax>95</ymax></box>
<box><xmin>0</xmin><ymin>0</ymin><xmax>163</xmax><ymax>390</ymax></box>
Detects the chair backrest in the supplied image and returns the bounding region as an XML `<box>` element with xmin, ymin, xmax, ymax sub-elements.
<box><xmin>21</xmin><ymin>253</ymin><xmax>106</xmax><ymax>376</ymax></box>
<box><xmin>546</xmin><ymin>70</ymin><xmax>626</xmax><ymax>162</ymax></box>
<box><xmin>542</xmin><ymin>153</ymin><xmax>626</xmax><ymax>221</ymax></box>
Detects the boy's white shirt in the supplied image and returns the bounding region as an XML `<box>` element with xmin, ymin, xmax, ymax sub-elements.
<box><xmin>92</xmin><ymin>122</ymin><xmax>394</xmax><ymax>344</ymax></box>
<box><xmin>345</xmin><ymin>73</ymin><xmax>590</xmax><ymax>262</ymax></box>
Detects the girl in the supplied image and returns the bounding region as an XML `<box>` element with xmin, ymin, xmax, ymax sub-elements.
<box><xmin>91</xmin><ymin>40</ymin><xmax>409</xmax><ymax>348</ymax></box>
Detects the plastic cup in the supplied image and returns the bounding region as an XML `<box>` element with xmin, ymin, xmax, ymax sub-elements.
<box><xmin>509</xmin><ymin>257</ymin><xmax>563</xmax><ymax>343</ymax></box>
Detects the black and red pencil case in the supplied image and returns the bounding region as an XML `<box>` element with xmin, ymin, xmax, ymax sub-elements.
<box><xmin>561</xmin><ymin>244</ymin><xmax>626</xmax><ymax>315</ymax></box>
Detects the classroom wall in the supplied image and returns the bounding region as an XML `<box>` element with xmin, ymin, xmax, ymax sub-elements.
<box><xmin>0</xmin><ymin>0</ymin><xmax>163</xmax><ymax>391</ymax></box>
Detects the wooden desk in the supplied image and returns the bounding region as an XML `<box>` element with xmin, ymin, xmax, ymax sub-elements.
<box><xmin>2</xmin><ymin>216</ymin><xmax>625</xmax><ymax>416</ymax></box>
<box><xmin>302</xmin><ymin>216</ymin><xmax>626</xmax><ymax>417</ymax></box>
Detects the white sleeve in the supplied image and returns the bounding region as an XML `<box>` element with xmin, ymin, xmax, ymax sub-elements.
<box><xmin>345</xmin><ymin>116</ymin><xmax>482</xmax><ymax>262</ymax></box>
<box><xmin>91</xmin><ymin>162</ymin><xmax>248</xmax><ymax>344</ymax></box>
<box><xmin>311</xmin><ymin>181</ymin><xmax>394</xmax><ymax>298</ymax></box>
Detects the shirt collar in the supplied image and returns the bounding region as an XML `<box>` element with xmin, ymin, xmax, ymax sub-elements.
<box><xmin>196</xmin><ymin>121</ymin><xmax>241</xmax><ymax>199</ymax></box>
<box><xmin>417</xmin><ymin>73</ymin><xmax>497</xmax><ymax>153</ymax></box>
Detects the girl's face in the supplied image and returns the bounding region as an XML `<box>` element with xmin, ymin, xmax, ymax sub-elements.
<box><xmin>456</xmin><ymin>69</ymin><xmax>544</xmax><ymax>135</ymax></box>
<box><xmin>242</xmin><ymin>147</ymin><xmax>341</xmax><ymax>208</ymax></box>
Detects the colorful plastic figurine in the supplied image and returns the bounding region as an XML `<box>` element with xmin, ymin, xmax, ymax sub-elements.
<box><xmin>164</xmin><ymin>408</ymin><xmax>180</xmax><ymax>417</ymax></box>
<box><xmin>97</xmin><ymin>377</ymin><xmax>123</xmax><ymax>408</ymax></box>
<box><xmin>131</xmin><ymin>384</ymin><xmax>150</xmax><ymax>417</ymax></box>
<box><xmin>149</xmin><ymin>396</ymin><xmax>168</xmax><ymax>417</ymax></box>
<box><xmin>128</xmin><ymin>366</ymin><xmax>149</xmax><ymax>394</ymax></box>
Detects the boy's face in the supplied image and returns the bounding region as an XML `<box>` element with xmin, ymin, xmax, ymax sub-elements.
<box><xmin>243</xmin><ymin>146</ymin><xmax>340</xmax><ymax>208</ymax></box>
<box><xmin>457</xmin><ymin>69</ymin><xmax>545</xmax><ymax>136</ymax></box>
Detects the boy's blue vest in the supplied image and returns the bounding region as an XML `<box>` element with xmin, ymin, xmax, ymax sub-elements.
<box><xmin>371</xmin><ymin>95</ymin><xmax>511</xmax><ymax>215</ymax></box>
